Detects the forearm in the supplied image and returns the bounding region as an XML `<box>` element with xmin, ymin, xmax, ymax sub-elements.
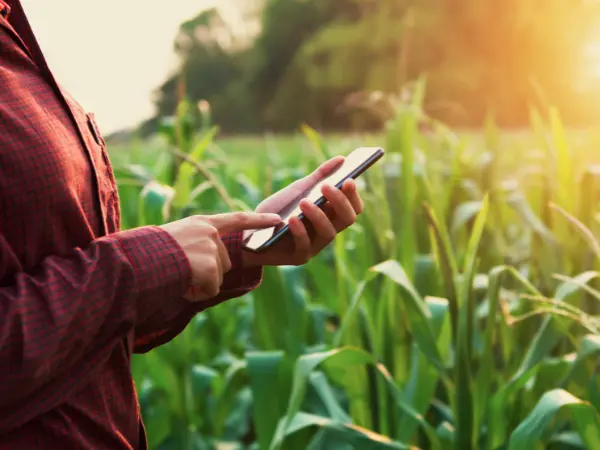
<box><xmin>134</xmin><ymin>231</ymin><xmax>263</xmax><ymax>352</ymax></box>
<box><xmin>0</xmin><ymin>226</ymin><xmax>190</xmax><ymax>408</ymax></box>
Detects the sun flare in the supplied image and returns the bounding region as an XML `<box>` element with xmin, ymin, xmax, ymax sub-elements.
<box><xmin>583</xmin><ymin>41</ymin><xmax>600</xmax><ymax>79</ymax></box>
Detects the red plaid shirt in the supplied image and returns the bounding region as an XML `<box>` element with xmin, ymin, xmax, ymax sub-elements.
<box><xmin>0</xmin><ymin>1</ymin><xmax>262</xmax><ymax>448</ymax></box>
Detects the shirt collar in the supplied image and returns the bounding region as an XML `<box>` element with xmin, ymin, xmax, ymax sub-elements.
<box><xmin>0</xmin><ymin>0</ymin><xmax>10</xmax><ymax>18</ymax></box>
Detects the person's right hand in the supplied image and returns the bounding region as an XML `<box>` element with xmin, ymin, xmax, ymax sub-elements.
<box><xmin>160</xmin><ymin>212</ymin><xmax>281</xmax><ymax>302</ymax></box>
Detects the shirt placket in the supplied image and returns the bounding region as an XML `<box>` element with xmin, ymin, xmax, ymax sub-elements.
<box><xmin>58</xmin><ymin>92</ymin><xmax>111</xmax><ymax>236</ymax></box>
<box><xmin>82</xmin><ymin>113</ymin><xmax>110</xmax><ymax>234</ymax></box>
<box><xmin>2</xmin><ymin>0</ymin><xmax>110</xmax><ymax>236</ymax></box>
<box><xmin>87</xmin><ymin>112</ymin><xmax>121</xmax><ymax>233</ymax></box>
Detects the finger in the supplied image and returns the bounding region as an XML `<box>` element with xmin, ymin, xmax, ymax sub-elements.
<box><xmin>198</xmin><ymin>267</ymin><xmax>221</xmax><ymax>297</ymax></box>
<box><xmin>289</xmin><ymin>216</ymin><xmax>311</xmax><ymax>261</ymax></box>
<box><xmin>207</xmin><ymin>212</ymin><xmax>281</xmax><ymax>234</ymax></box>
<box><xmin>184</xmin><ymin>285</ymin><xmax>210</xmax><ymax>302</ymax></box>
<box><xmin>341</xmin><ymin>179</ymin><xmax>364</xmax><ymax>214</ymax></box>
<box><xmin>304</xmin><ymin>155</ymin><xmax>345</xmax><ymax>186</ymax></box>
<box><xmin>216</xmin><ymin>237</ymin><xmax>231</xmax><ymax>275</ymax></box>
<box><xmin>321</xmin><ymin>184</ymin><xmax>356</xmax><ymax>231</ymax></box>
<box><xmin>299</xmin><ymin>199</ymin><xmax>337</xmax><ymax>249</ymax></box>
<box><xmin>291</xmin><ymin>156</ymin><xmax>345</xmax><ymax>197</ymax></box>
<box><xmin>256</xmin><ymin>156</ymin><xmax>345</xmax><ymax>213</ymax></box>
<box><xmin>322</xmin><ymin>202</ymin><xmax>337</xmax><ymax>221</ymax></box>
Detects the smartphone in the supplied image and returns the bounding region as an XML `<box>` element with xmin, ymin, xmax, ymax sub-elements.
<box><xmin>242</xmin><ymin>146</ymin><xmax>385</xmax><ymax>253</ymax></box>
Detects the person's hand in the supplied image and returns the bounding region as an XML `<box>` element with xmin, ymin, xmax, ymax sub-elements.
<box><xmin>160</xmin><ymin>212</ymin><xmax>281</xmax><ymax>301</ymax></box>
<box><xmin>242</xmin><ymin>156</ymin><xmax>364</xmax><ymax>267</ymax></box>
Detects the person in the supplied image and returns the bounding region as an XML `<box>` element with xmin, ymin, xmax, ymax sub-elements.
<box><xmin>0</xmin><ymin>0</ymin><xmax>365</xmax><ymax>448</ymax></box>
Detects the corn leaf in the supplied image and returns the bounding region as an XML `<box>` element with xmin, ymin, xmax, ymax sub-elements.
<box><xmin>172</xmin><ymin>126</ymin><xmax>219</xmax><ymax>208</ymax></box>
<box><xmin>273</xmin><ymin>411</ymin><xmax>416</xmax><ymax>450</ymax></box>
<box><xmin>272</xmin><ymin>347</ymin><xmax>440</xmax><ymax>450</ymax></box>
<box><xmin>508</xmin><ymin>389</ymin><xmax>600</xmax><ymax>449</ymax></box>
<box><xmin>370</xmin><ymin>260</ymin><xmax>444</xmax><ymax>370</ymax></box>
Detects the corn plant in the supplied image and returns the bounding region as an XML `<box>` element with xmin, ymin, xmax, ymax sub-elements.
<box><xmin>107</xmin><ymin>86</ymin><xmax>600</xmax><ymax>449</ymax></box>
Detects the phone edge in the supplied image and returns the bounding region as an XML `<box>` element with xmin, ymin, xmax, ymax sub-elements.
<box><xmin>243</xmin><ymin>148</ymin><xmax>385</xmax><ymax>253</ymax></box>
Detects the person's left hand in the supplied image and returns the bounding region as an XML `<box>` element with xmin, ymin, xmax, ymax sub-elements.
<box><xmin>242</xmin><ymin>156</ymin><xmax>364</xmax><ymax>267</ymax></box>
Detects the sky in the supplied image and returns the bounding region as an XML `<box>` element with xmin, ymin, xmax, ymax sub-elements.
<box><xmin>20</xmin><ymin>0</ymin><xmax>233</xmax><ymax>134</ymax></box>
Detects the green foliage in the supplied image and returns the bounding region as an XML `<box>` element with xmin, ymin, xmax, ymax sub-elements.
<box><xmin>109</xmin><ymin>87</ymin><xmax>600</xmax><ymax>449</ymax></box>
<box><xmin>133</xmin><ymin>0</ymin><xmax>600</xmax><ymax>138</ymax></box>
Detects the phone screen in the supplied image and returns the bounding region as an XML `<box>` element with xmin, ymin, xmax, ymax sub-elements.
<box><xmin>243</xmin><ymin>147</ymin><xmax>383</xmax><ymax>251</ymax></box>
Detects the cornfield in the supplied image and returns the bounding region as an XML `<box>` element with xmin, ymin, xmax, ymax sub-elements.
<box><xmin>109</xmin><ymin>82</ymin><xmax>600</xmax><ymax>449</ymax></box>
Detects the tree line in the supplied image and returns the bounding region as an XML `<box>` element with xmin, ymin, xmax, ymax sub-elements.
<box><xmin>138</xmin><ymin>0</ymin><xmax>600</xmax><ymax>135</ymax></box>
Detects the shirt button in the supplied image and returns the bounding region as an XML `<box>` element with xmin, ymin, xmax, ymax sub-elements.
<box><xmin>0</xmin><ymin>1</ymin><xmax>10</xmax><ymax>18</ymax></box>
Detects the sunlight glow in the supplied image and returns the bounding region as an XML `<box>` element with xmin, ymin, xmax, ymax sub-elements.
<box><xmin>583</xmin><ymin>42</ymin><xmax>600</xmax><ymax>79</ymax></box>
<box><xmin>20</xmin><ymin>0</ymin><xmax>239</xmax><ymax>134</ymax></box>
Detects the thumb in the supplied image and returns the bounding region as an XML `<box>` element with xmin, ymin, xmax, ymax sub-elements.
<box><xmin>305</xmin><ymin>155</ymin><xmax>345</xmax><ymax>186</ymax></box>
<box><xmin>206</xmin><ymin>212</ymin><xmax>281</xmax><ymax>234</ymax></box>
<box><xmin>256</xmin><ymin>156</ymin><xmax>345</xmax><ymax>214</ymax></box>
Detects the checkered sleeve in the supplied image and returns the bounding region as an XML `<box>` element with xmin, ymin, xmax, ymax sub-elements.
<box><xmin>0</xmin><ymin>226</ymin><xmax>191</xmax><ymax>407</ymax></box>
<box><xmin>133</xmin><ymin>231</ymin><xmax>263</xmax><ymax>352</ymax></box>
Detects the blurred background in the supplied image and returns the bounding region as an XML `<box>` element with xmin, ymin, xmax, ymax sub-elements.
<box><xmin>24</xmin><ymin>1</ymin><xmax>600</xmax><ymax>449</ymax></box>
<box><xmin>26</xmin><ymin>0</ymin><xmax>600</xmax><ymax>135</ymax></box>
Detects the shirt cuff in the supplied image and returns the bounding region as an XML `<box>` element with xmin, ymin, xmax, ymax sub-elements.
<box><xmin>110</xmin><ymin>225</ymin><xmax>192</xmax><ymax>323</ymax></box>
<box><xmin>133</xmin><ymin>231</ymin><xmax>263</xmax><ymax>352</ymax></box>
<box><xmin>219</xmin><ymin>231</ymin><xmax>263</xmax><ymax>294</ymax></box>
